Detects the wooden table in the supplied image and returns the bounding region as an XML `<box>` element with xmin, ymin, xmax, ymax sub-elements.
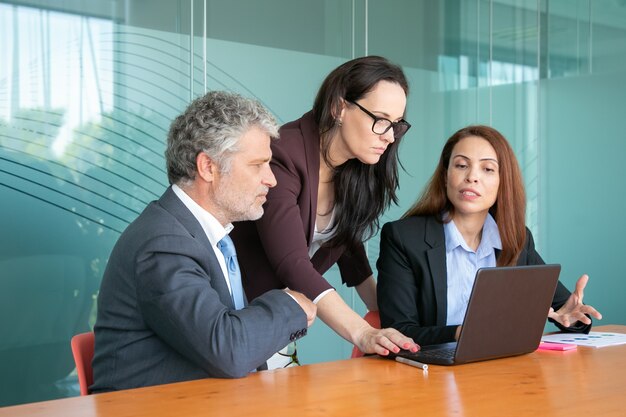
<box><xmin>1</xmin><ymin>325</ymin><xmax>624</xmax><ymax>417</ymax></box>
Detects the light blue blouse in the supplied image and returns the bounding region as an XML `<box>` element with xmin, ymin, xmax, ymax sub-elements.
<box><xmin>444</xmin><ymin>214</ymin><xmax>502</xmax><ymax>325</ymax></box>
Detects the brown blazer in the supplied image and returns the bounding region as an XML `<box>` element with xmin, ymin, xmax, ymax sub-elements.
<box><xmin>232</xmin><ymin>111</ymin><xmax>372</xmax><ymax>301</ymax></box>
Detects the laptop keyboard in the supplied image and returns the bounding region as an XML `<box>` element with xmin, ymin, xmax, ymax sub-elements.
<box><xmin>417</xmin><ymin>347</ymin><xmax>456</xmax><ymax>360</ymax></box>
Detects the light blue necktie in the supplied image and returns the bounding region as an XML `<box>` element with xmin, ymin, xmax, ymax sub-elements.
<box><xmin>217</xmin><ymin>235</ymin><xmax>245</xmax><ymax>310</ymax></box>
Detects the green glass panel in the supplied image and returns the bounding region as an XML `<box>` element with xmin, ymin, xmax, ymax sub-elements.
<box><xmin>0</xmin><ymin>2</ymin><xmax>190</xmax><ymax>405</ymax></box>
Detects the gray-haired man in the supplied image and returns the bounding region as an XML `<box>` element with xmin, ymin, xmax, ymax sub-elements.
<box><xmin>92</xmin><ymin>91</ymin><xmax>316</xmax><ymax>392</ymax></box>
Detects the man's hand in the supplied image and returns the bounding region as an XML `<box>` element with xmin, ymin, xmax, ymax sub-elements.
<box><xmin>285</xmin><ymin>289</ymin><xmax>317</xmax><ymax>327</ymax></box>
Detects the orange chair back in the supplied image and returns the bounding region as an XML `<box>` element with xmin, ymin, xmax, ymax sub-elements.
<box><xmin>350</xmin><ymin>311</ymin><xmax>381</xmax><ymax>358</ymax></box>
<box><xmin>70</xmin><ymin>332</ymin><xmax>95</xmax><ymax>395</ymax></box>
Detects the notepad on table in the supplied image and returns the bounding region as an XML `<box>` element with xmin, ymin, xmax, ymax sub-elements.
<box><xmin>538</xmin><ymin>341</ymin><xmax>577</xmax><ymax>351</ymax></box>
<box><xmin>541</xmin><ymin>332</ymin><xmax>626</xmax><ymax>348</ymax></box>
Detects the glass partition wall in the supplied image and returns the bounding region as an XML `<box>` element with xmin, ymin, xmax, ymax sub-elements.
<box><xmin>1</xmin><ymin>0</ymin><xmax>624</xmax><ymax>406</ymax></box>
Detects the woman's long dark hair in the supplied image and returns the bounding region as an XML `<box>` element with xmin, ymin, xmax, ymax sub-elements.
<box><xmin>312</xmin><ymin>56</ymin><xmax>409</xmax><ymax>249</ymax></box>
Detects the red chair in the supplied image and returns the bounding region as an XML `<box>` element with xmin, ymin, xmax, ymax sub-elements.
<box><xmin>70</xmin><ymin>332</ymin><xmax>95</xmax><ymax>395</ymax></box>
<box><xmin>350</xmin><ymin>311</ymin><xmax>381</xmax><ymax>358</ymax></box>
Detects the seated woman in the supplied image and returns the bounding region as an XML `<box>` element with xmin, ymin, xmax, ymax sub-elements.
<box><xmin>376</xmin><ymin>125</ymin><xmax>602</xmax><ymax>346</ymax></box>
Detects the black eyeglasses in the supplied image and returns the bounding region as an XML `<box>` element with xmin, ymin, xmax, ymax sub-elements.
<box><xmin>277</xmin><ymin>343</ymin><xmax>301</xmax><ymax>367</ymax></box>
<box><xmin>348</xmin><ymin>100</ymin><xmax>411</xmax><ymax>139</ymax></box>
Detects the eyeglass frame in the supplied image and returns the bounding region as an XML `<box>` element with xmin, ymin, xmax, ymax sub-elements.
<box><xmin>277</xmin><ymin>344</ymin><xmax>301</xmax><ymax>367</ymax></box>
<box><xmin>347</xmin><ymin>100</ymin><xmax>411</xmax><ymax>139</ymax></box>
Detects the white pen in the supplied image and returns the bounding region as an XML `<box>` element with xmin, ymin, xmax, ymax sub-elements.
<box><xmin>395</xmin><ymin>356</ymin><xmax>429</xmax><ymax>371</ymax></box>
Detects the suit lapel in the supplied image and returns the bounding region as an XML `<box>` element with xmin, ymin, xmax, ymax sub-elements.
<box><xmin>424</xmin><ymin>217</ymin><xmax>449</xmax><ymax>326</ymax></box>
<box><xmin>301</xmin><ymin>112</ymin><xmax>320</xmax><ymax>245</ymax></box>
<box><xmin>159</xmin><ymin>187</ymin><xmax>209</xmax><ymax>245</ymax></box>
<box><xmin>158</xmin><ymin>187</ymin><xmax>238</xmax><ymax>309</ymax></box>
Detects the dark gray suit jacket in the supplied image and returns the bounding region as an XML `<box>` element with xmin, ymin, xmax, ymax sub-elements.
<box><xmin>91</xmin><ymin>187</ymin><xmax>307</xmax><ymax>392</ymax></box>
<box><xmin>377</xmin><ymin>215</ymin><xmax>590</xmax><ymax>346</ymax></box>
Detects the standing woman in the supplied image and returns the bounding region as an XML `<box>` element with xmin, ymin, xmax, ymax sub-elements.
<box><xmin>376</xmin><ymin>125</ymin><xmax>602</xmax><ymax>347</ymax></box>
<box><xmin>232</xmin><ymin>56</ymin><xmax>418</xmax><ymax>357</ymax></box>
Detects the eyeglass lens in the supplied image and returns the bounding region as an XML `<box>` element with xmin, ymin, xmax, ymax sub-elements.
<box><xmin>349</xmin><ymin>100</ymin><xmax>410</xmax><ymax>139</ymax></box>
<box><xmin>373</xmin><ymin>119</ymin><xmax>409</xmax><ymax>138</ymax></box>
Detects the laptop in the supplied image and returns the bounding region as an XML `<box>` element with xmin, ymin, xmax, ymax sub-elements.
<box><xmin>395</xmin><ymin>264</ymin><xmax>561</xmax><ymax>366</ymax></box>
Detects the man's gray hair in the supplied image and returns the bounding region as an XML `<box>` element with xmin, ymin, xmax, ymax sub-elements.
<box><xmin>165</xmin><ymin>90</ymin><xmax>279</xmax><ymax>185</ymax></box>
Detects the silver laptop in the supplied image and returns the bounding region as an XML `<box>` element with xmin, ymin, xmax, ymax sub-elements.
<box><xmin>395</xmin><ymin>264</ymin><xmax>561</xmax><ymax>366</ymax></box>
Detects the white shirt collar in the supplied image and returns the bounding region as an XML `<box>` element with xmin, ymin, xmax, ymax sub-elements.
<box><xmin>171</xmin><ymin>184</ymin><xmax>233</xmax><ymax>246</ymax></box>
<box><xmin>444</xmin><ymin>213</ymin><xmax>502</xmax><ymax>255</ymax></box>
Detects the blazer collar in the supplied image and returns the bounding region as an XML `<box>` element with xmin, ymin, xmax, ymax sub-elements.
<box><xmin>157</xmin><ymin>186</ymin><xmax>240</xmax><ymax>309</ymax></box>
<box><xmin>158</xmin><ymin>186</ymin><xmax>211</xmax><ymax>247</ymax></box>
<box><xmin>300</xmin><ymin>111</ymin><xmax>321</xmax><ymax>244</ymax></box>
<box><xmin>424</xmin><ymin>216</ymin><xmax>449</xmax><ymax>326</ymax></box>
<box><xmin>424</xmin><ymin>215</ymin><xmax>445</xmax><ymax>249</ymax></box>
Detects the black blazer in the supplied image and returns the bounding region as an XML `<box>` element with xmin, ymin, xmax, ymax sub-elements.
<box><xmin>376</xmin><ymin>215</ymin><xmax>590</xmax><ymax>346</ymax></box>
